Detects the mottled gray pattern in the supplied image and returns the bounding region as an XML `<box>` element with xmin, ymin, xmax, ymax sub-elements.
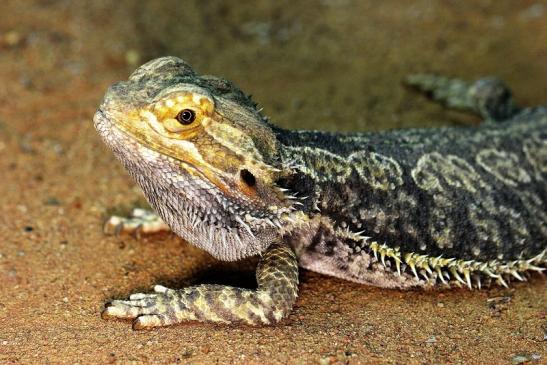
<box><xmin>279</xmin><ymin>110</ymin><xmax>546</xmax><ymax>262</ymax></box>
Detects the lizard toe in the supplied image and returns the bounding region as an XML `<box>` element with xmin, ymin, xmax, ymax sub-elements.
<box><xmin>132</xmin><ymin>314</ymin><xmax>173</xmax><ymax>330</ymax></box>
<box><xmin>102</xmin><ymin>298</ymin><xmax>160</xmax><ymax>320</ymax></box>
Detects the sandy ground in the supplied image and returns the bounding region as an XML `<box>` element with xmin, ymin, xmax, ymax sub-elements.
<box><xmin>0</xmin><ymin>1</ymin><xmax>546</xmax><ymax>364</ymax></box>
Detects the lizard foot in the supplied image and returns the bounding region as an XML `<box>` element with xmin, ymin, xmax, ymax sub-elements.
<box><xmin>102</xmin><ymin>285</ymin><xmax>187</xmax><ymax>329</ymax></box>
<box><xmin>101</xmin><ymin>243</ymin><xmax>299</xmax><ymax>328</ymax></box>
<box><xmin>103</xmin><ymin>208</ymin><xmax>170</xmax><ymax>238</ymax></box>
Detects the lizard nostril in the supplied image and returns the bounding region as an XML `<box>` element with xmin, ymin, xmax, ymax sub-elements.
<box><xmin>240</xmin><ymin>169</ymin><xmax>256</xmax><ymax>187</ymax></box>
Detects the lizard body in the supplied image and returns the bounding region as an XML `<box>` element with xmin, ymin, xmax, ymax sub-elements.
<box><xmin>94</xmin><ymin>57</ymin><xmax>546</xmax><ymax>329</ymax></box>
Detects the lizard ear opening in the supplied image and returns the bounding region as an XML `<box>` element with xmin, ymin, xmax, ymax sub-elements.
<box><xmin>240</xmin><ymin>169</ymin><xmax>256</xmax><ymax>187</ymax></box>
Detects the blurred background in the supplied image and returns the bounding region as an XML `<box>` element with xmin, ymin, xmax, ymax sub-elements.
<box><xmin>0</xmin><ymin>1</ymin><xmax>546</xmax><ymax>363</ymax></box>
<box><xmin>2</xmin><ymin>1</ymin><xmax>547</xmax><ymax>132</ymax></box>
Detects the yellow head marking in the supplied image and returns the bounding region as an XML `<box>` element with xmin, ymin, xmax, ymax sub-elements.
<box><xmin>112</xmin><ymin>84</ymin><xmax>287</xmax><ymax>209</ymax></box>
<box><xmin>141</xmin><ymin>91</ymin><xmax>215</xmax><ymax>138</ymax></box>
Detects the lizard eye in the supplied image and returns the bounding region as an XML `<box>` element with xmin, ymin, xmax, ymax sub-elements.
<box><xmin>176</xmin><ymin>109</ymin><xmax>196</xmax><ymax>125</ymax></box>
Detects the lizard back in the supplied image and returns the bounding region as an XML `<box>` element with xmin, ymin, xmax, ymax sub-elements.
<box><xmin>279</xmin><ymin>110</ymin><xmax>546</xmax><ymax>263</ymax></box>
<box><xmin>276</xmin><ymin>109</ymin><xmax>546</xmax><ymax>288</ymax></box>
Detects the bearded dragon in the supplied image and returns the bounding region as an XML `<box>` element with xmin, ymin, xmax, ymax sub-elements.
<box><xmin>94</xmin><ymin>57</ymin><xmax>546</xmax><ymax>329</ymax></box>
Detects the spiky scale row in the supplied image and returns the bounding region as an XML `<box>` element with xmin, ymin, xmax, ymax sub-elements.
<box><xmin>368</xmin><ymin>240</ymin><xmax>545</xmax><ymax>289</ymax></box>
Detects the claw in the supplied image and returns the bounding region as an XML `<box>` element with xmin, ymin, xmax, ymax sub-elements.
<box><xmin>114</xmin><ymin>222</ymin><xmax>124</xmax><ymax>237</ymax></box>
<box><xmin>134</xmin><ymin>224</ymin><xmax>143</xmax><ymax>240</ymax></box>
<box><xmin>154</xmin><ymin>285</ymin><xmax>171</xmax><ymax>294</ymax></box>
<box><xmin>133</xmin><ymin>316</ymin><xmax>159</xmax><ymax>330</ymax></box>
<box><xmin>129</xmin><ymin>293</ymin><xmax>146</xmax><ymax>300</ymax></box>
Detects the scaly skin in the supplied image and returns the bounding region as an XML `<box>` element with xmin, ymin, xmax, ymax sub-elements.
<box><xmin>95</xmin><ymin>57</ymin><xmax>546</xmax><ymax>329</ymax></box>
<box><xmin>104</xmin><ymin>244</ymin><xmax>298</xmax><ymax>327</ymax></box>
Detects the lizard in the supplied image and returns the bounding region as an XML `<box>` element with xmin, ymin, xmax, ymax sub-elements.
<box><xmin>94</xmin><ymin>56</ymin><xmax>546</xmax><ymax>330</ymax></box>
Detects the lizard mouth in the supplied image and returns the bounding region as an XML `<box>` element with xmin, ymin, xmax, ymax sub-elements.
<box><xmin>95</xmin><ymin>108</ymin><xmax>213</xmax><ymax>183</ymax></box>
<box><xmin>95</xmin><ymin>106</ymin><xmax>243</xmax><ymax>204</ymax></box>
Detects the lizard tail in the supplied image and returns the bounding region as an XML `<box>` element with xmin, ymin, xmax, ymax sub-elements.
<box><xmin>404</xmin><ymin>74</ymin><xmax>521</xmax><ymax>122</ymax></box>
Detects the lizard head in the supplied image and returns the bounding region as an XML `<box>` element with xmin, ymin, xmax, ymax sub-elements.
<box><xmin>94</xmin><ymin>57</ymin><xmax>299</xmax><ymax>260</ymax></box>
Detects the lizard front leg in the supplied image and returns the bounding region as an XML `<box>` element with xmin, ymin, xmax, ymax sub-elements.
<box><xmin>101</xmin><ymin>242</ymin><xmax>299</xmax><ymax>328</ymax></box>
